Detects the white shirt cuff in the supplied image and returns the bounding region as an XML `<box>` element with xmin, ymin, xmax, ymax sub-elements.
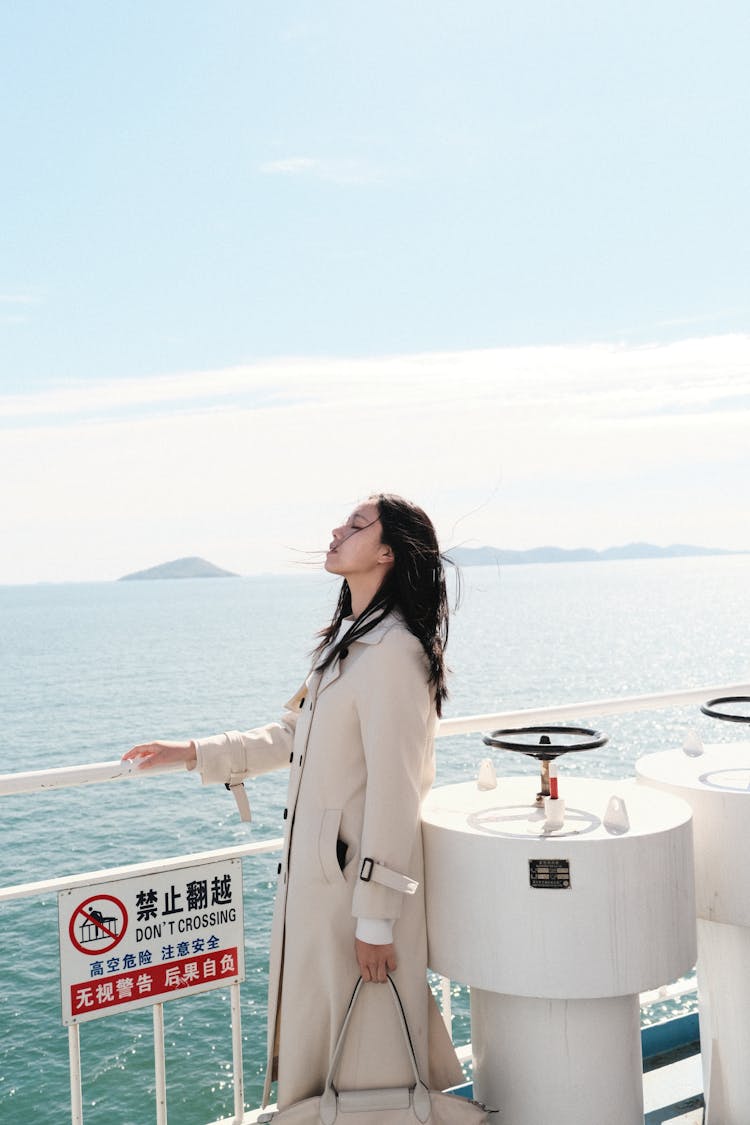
<box><xmin>355</xmin><ymin>917</ymin><xmax>394</xmax><ymax>944</ymax></box>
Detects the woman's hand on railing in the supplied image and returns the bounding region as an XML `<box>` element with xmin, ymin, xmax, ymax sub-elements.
<box><xmin>121</xmin><ymin>740</ymin><xmax>197</xmax><ymax>771</ymax></box>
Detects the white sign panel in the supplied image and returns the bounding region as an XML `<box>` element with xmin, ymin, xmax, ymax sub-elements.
<box><xmin>58</xmin><ymin>858</ymin><xmax>244</xmax><ymax>1025</ymax></box>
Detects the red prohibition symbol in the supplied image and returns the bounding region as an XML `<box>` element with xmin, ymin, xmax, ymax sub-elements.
<box><xmin>69</xmin><ymin>894</ymin><xmax>128</xmax><ymax>955</ymax></box>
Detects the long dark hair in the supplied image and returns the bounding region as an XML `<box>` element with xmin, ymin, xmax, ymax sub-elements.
<box><xmin>313</xmin><ymin>494</ymin><xmax>454</xmax><ymax>716</ymax></box>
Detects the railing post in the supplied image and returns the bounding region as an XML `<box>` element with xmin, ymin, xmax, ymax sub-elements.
<box><xmin>440</xmin><ymin>975</ymin><xmax>453</xmax><ymax>1036</ymax></box>
<box><xmin>68</xmin><ymin>1023</ymin><xmax>83</xmax><ymax>1125</ymax></box>
<box><xmin>231</xmin><ymin>981</ymin><xmax>245</xmax><ymax>1122</ymax></box>
<box><xmin>154</xmin><ymin>1002</ymin><xmax>167</xmax><ymax>1125</ymax></box>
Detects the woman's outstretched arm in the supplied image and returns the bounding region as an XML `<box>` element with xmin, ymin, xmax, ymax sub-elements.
<box><xmin>122</xmin><ymin>740</ymin><xmax>196</xmax><ymax>770</ymax></box>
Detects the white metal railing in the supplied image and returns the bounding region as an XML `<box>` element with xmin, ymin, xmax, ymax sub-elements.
<box><xmin>2</xmin><ymin>681</ymin><xmax>749</xmax><ymax>1124</ymax></box>
<box><xmin>435</xmin><ymin>681</ymin><xmax>750</xmax><ymax>737</ymax></box>
<box><xmin>2</xmin><ymin>681</ymin><xmax>748</xmax><ymax>799</ymax></box>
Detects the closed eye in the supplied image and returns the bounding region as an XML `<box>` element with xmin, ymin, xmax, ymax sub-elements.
<box><xmin>348</xmin><ymin>518</ymin><xmax>377</xmax><ymax>534</ymax></box>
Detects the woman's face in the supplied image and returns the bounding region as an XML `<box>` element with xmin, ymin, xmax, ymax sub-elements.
<box><xmin>325</xmin><ymin>501</ymin><xmax>393</xmax><ymax>580</ymax></box>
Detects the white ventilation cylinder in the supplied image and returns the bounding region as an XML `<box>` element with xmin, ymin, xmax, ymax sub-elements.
<box><xmin>422</xmin><ymin>776</ymin><xmax>696</xmax><ymax>1125</ymax></box>
<box><xmin>637</xmin><ymin>740</ymin><xmax>750</xmax><ymax>1124</ymax></box>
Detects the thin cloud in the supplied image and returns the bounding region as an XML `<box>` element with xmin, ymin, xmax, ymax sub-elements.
<box><xmin>260</xmin><ymin>157</ymin><xmax>317</xmax><ymax>175</ymax></box>
<box><xmin>0</xmin><ymin>365</ymin><xmax>315</xmax><ymax>424</ymax></box>
<box><xmin>259</xmin><ymin>156</ymin><xmax>386</xmax><ymax>185</ymax></box>
<box><xmin>2</xmin><ymin>336</ymin><xmax>750</xmax><ymax>429</ymax></box>
<box><xmin>656</xmin><ymin>309</ymin><xmax>743</xmax><ymax>329</ymax></box>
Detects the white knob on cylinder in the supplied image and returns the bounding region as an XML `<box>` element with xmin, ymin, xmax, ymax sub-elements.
<box><xmin>543</xmin><ymin>796</ymin><xmax>565</xmax><ymax>829</ymax></box>
<box><xmin>476</xmin><ymin>758</ymin><xmax>497</xmax><ymax>790</ymax></box>
<box><xmin>682</xmin><ymin>729</ymin><xmax>704</xmax><ymax>757</ymax></box>
<box><xmin>604</xmin><ymin>795</ymin><xmax>630</xmax><ymax>834</ymax></box>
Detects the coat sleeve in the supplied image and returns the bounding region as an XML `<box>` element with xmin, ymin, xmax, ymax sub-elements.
<box><xmin>193</xmin><ymin>680</ymin><xmax>308</xmax><ymax>785</ymax></box>
<box><xmin>193</xmin><ymin>716</ymin><xmax>297</xmax><ymax>785</ymax></box>
<box><xmin>351</xmin><ymin>629</ymin><xmax>436</xmax><ymax>922</ymax></box>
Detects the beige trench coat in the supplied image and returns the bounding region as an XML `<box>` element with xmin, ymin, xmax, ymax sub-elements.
<box><xmin>194</xmin><ymin>612</ymin><xmax>462</xmax><ymax>1107</ymax></box>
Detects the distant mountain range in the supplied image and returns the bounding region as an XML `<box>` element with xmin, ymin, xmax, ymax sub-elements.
<box><xmin>447</xmin><ymin>543</ymin><xmax>747</xmax><ymax>567</ymax></box>
<box><xmin>118</xmin><ymin>557</ymin><xmax>239</xmax><ymax>581</ymax></box>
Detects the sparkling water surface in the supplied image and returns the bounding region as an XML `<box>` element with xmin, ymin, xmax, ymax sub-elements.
<box><xmin>1</xmin><ymin>556</ymin><xmax>748</xmax><ymax>1123</ymax></box>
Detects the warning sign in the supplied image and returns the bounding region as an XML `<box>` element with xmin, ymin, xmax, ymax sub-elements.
<box><xmin>58</xmin><ymin>858</ymin><xmax>244</xmax><ymax>1025</ymax></box>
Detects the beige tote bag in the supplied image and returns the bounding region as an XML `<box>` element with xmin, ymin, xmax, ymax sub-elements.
<box><xmin>258</xmin><ymin>976</ymin><xmax>495</xmax><ymax>1124</ymax></box>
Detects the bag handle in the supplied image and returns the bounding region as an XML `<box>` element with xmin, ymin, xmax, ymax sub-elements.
<box><xmin>319</xmin><ymin>975</ymin><xmax>431</xmax><ymax>1124</ymax></box>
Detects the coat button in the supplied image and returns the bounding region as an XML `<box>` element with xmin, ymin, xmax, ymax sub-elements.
<box><xmin>277</xmin><ymin>863</ymin><xmax>282</xmax><ymax>875</ymax></box>
<box><xmin>283</xmin><ymin>808</ymin><xmax>288</xmax><ymax>819</ymax></box>
<box><xmin>289</xmin><ymin>751</ymin><xmax>294</xmax><ymax>763</ymax></box>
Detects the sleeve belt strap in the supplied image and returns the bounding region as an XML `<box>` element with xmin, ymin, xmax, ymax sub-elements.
<box><xmin>225</xmin><ymin>776</ymin><xmax>252</xmax><ymax>822</ymax></box>
<box><xmin>359</xmin><ymin>857</ymin><xmax>418</xmax><ymax>895</ymax></box>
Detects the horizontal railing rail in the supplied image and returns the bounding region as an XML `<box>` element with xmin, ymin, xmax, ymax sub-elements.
<box><xmin>0</xmin><ymin>839</ymin><xmax>284</xmax><ymax>905</ymax></box>
<box><xmin>436</xmin><ymin>680</ymin><xmax>750</xmax><ymax>737</ymax></box>
<box><xmin>2</xmin><ymin>681</ymin><xmax>748</xmax><ymax>799</ymax></box>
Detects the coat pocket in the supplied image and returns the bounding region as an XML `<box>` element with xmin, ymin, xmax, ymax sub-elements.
<box><xmin>319</xmin><ymin>808</ymin><xmax>347</xmax><ymax>885</ymax></box>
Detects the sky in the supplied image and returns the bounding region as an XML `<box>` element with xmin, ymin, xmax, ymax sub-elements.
<box><xmin>1</xmin><ymin>2</ymin><xmax>749</xmax><ymax>584</ymax></box>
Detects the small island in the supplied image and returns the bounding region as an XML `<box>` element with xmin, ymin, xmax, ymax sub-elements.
<box><xmin>118</xmin><ymin>557</ymin><xmax>240</xmax><ymax>581</ymax></box>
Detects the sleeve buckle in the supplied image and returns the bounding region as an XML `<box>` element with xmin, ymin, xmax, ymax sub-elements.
<box><xmin>359</xmin><ymin>857</ymin><xmax>374</xmax><ymax>882</ymax></box>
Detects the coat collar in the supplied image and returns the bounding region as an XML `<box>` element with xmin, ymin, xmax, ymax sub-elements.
<box><xmin>350</xmin><ymin>610</ymin><xmax>403</xmax><ymax>645</ymax></box>
<box><xmin>316</xmin><ymin>611</ymin><xmax>404</xmax><ymax>695</ymax></box>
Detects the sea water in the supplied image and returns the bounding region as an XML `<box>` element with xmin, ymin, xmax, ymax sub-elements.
<box><xmin>1</xmin><ymin>556</ymin><xmax>748</xmax><ymax>1123</ymax></box>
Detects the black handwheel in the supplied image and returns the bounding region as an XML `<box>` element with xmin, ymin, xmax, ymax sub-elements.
<box><xmin>482</xmin><ymin>725</ymin><xmax>608</xmax><ymax>761</ymax></box>
<box><xmin>482</xmin><ymin>725</ymin><xmax>608</xmax><ymax>803</ymax></box>
<box><xmin>700</xmin><ymin>696</ymin><xmax>750</xmax><ymax>724</ymax></box>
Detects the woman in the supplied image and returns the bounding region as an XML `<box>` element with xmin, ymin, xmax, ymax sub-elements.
<box><xmin>122</xmin><ymin>493</ymin><xmax>463</xmax><ymax>1108</ymax></box>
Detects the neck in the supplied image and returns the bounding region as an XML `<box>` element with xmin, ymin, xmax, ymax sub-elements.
<box><xmin>349</xmin><ymin>573</ymin><xmax>388</xmax><ymax>619</ymax></box>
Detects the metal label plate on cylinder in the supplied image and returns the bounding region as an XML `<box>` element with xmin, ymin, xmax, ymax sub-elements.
<box><xmin>529</xmin><ymin>858</ymin><xmax>571</xmax><ymax>889</ymax></box>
